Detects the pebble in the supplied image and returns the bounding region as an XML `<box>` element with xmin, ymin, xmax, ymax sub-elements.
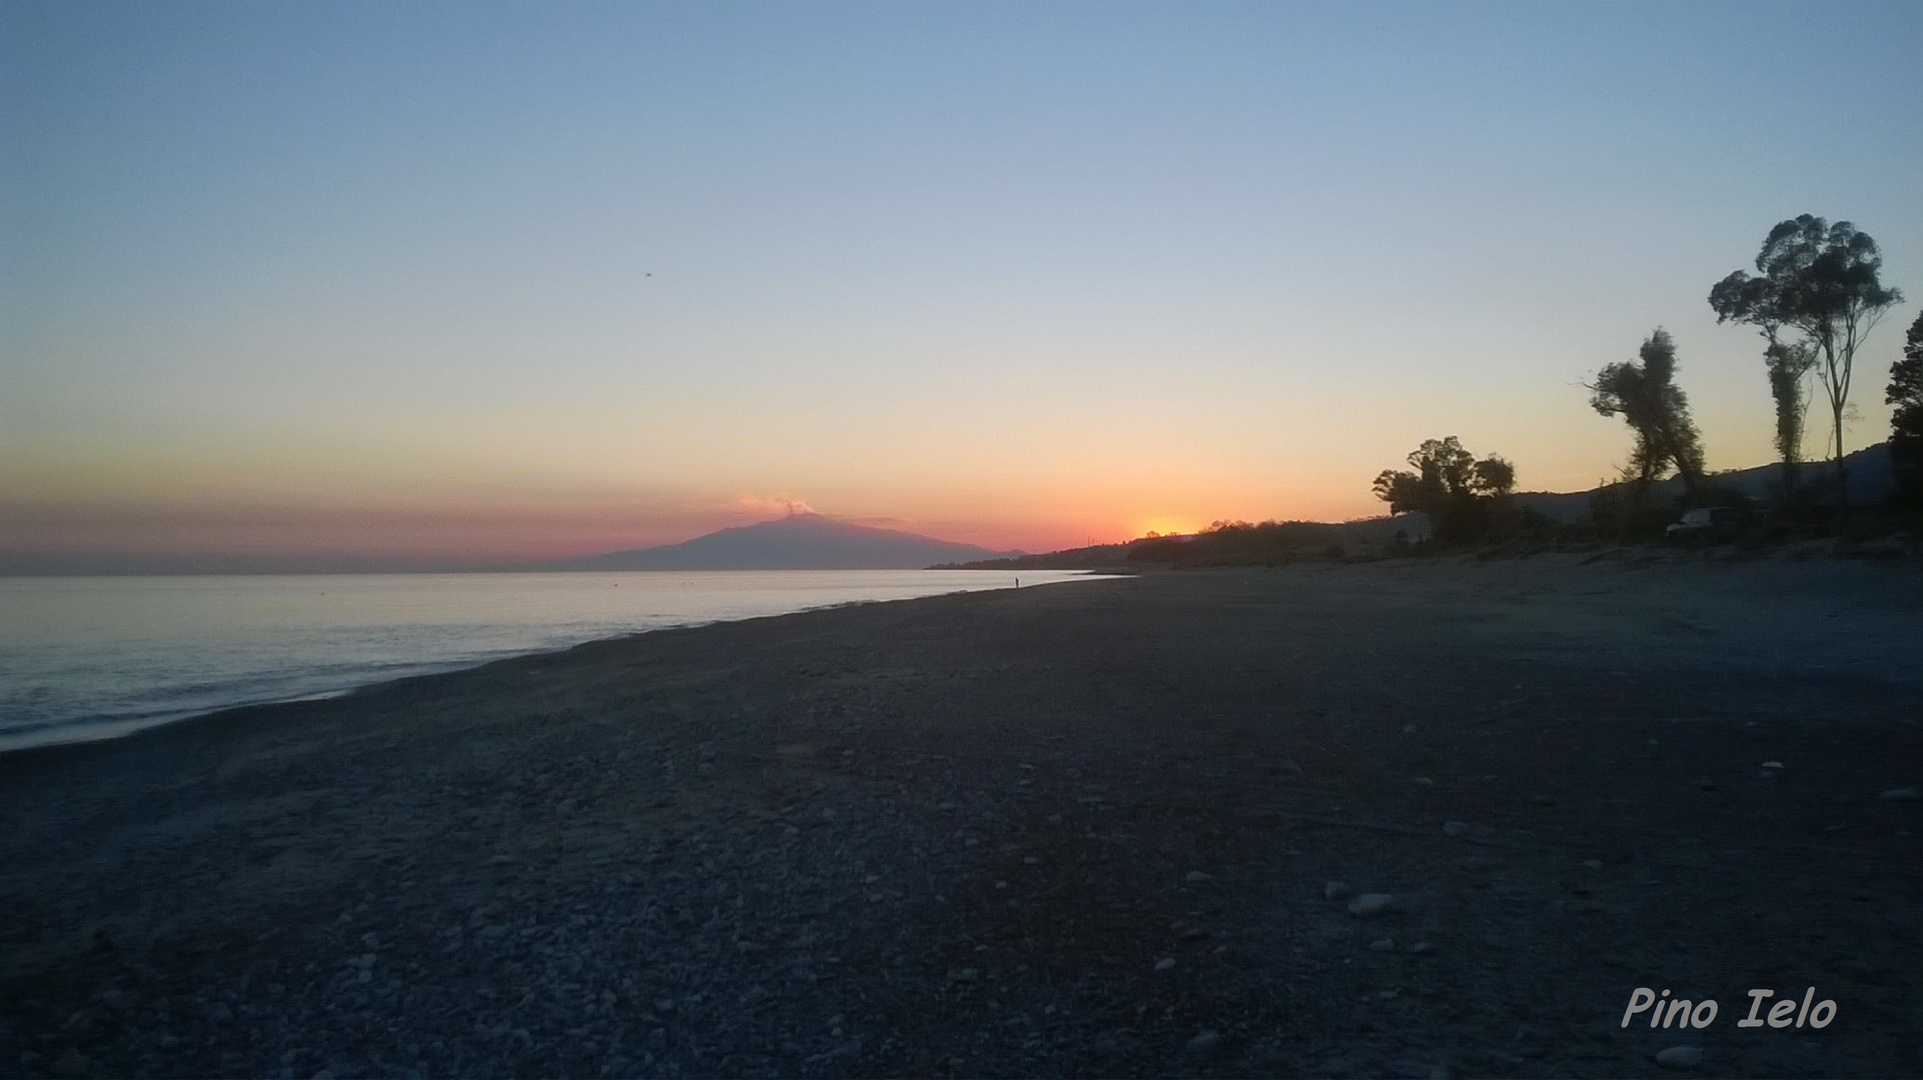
<box><xmin>1405</xmin><ymin>941</ymin><xmax>1433</xmax><ymax>955</ymax></box>
<box><xmin>1368</xmin><ymin>938</ymin><xmax>1396</xmax><ymax>952</ymax></box>
<box><xmin>1878</xmin><ymin>787</ymin><xmax>1918</xmax><ymax>802</ymax></box>
<box><xmin>1324</xmin><ymin>881</ymin><xmax>1351</xmax><ymax>900</ymax></box>
<box><xmin>1654</xmin><ymin>1045</ymin><xmax>1703</xmax><ymax>1070</ymax></box>
<box><xmin>1186</xmin><ymin>1030</ymin><xmax>1222</xmax><ymax>1055</ymax></box>
<box><xmin>1347</xmin><ymin>893</ymin><xmax>1393</xmax><ymax>917</ymax></box>
<box><xmin>1155</xmin><ymin>957</ymin><xmax>1176</xmax><ymax>972</ymax></box>
<box><xmin>1442</xmin><ymin>821</ymin><xmax>1468</xmax><ymax>837</ymax></box>
<box><xmin>1185</xmin><ymin>871</ymin><xmax>1214</xmax><ymax>884</ymax></box>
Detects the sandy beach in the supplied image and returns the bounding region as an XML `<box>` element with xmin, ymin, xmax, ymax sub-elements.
<box><xmin>2</xmin><ymin>553</ymin><xmax>1920</xmax><ymax>1079</ymax></box>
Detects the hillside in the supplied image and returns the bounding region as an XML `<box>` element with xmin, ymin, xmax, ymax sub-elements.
<box><xmin>1514</xmin><ymin>441</ymin><xmax>1898</xmax><ymax>523</ymax></box>
<box><xmin>552</xmin><ymin>513</ymin><xmax>1021</xmax><ymax>571</ymax></box>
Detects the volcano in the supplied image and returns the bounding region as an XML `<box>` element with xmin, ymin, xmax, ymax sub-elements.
<box><xmin>553</xmin><ymin>513</ymin><xmax>1022</xmax><ymax>571</ymax></box>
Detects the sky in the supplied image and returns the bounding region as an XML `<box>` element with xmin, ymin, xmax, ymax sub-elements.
<box><xmin>4</xmin><ymin>1</ymin><xmax>1921</xmax><ymax>571</ymax></box>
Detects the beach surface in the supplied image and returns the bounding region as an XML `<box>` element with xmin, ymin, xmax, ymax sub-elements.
<box><xmin>2</xmin><ymin>553</ymin><xmax>1920</xmax><ymax>1079</ymax></box>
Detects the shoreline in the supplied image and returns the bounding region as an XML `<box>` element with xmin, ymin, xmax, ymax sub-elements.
<box><xmin>3</xmin><ymin>555</ymin><xmax>1918</xmax><ymax>1078</ymax></box>
<box><xmin>1</xmin><ymin>569</ymin><xmax>1104</xmax><ymax>757</ymax></box>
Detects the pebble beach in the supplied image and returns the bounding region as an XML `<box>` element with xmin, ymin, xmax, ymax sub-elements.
<box><xmin>2</xmin><ymin>553</ymin><xmax>1919</xmax><ymax>1078</ymax></box>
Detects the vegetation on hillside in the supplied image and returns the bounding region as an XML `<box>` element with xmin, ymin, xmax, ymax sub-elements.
<box><xmin>965</xmin><ymin>213</ymin><xmax>1915</xmax><ymax>568</ymax></box>
<box><xmin>1355</xmin><ymin>213</ymin><xmax>1916</xmax><ymax>549</ymax></box>
<box><xmin>1888</xmin><ymin>311</ymin><xmax>1923</xmax><ymax>508</ymax></box>
<box><xmin>1369</xmin><ymin>436</ymin><xmax>1518</xmax><ymax>544</ymax></box>
<box><xmin>1712</xmin><ymin>216</ymin><xmax>1904</xmax><ymax>487</ymax></box>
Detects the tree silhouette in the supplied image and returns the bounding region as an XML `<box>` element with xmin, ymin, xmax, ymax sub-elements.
<box><xmin>1712</xmin><ymin>216</ymin><xmax>1902</xmax><ymax>491</ymax></box>
<box><xmin>1761</xmin><ymin>341</ymin><xmax>1818</xmax><ymax>492</ymax></box>
<box><xmin>1889</xmin><ymin>311</ymin><xmax>1923</xmax><ymax>507</ymax></box>
<box><xmin>1372</xmin><ymin>436</ymin><xmax>1516</xmax><ymax>542</ymax></box>
<box><xmin>1710</xmin><ymin>265</ymin><xmax>1817</xmax><ymax>496</ymax></box>
<box><xmin>1587</xmin><ymin>329</ymin><xmax>1706</xmax><ymax>497</ymax></box>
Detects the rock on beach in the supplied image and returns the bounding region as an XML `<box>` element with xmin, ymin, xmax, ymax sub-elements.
<box><xmin>1347</xmin><ymin>893</ymin><xmax>1394</xmax><ymax>917</ymax></box>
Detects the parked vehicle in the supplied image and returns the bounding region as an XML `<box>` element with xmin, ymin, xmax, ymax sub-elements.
<box><xmin>1665</xmin><ymin>506</ymin><xmax>1748</xmax><ymax>542</ymax></box>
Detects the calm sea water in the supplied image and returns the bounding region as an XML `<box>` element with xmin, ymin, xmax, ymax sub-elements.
<box><xmin>0</xmin><ymin>570</ymin><xmax>1100</xmax><ymax>752</ymax></box>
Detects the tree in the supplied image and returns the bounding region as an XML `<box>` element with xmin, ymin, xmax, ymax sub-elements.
<box><xmin>1712</xmin><ymin>216</ymin><xmax>1903</xmax><ymax>489</ymax></box>
<box><xmin>1587</xmin><ymin>329</ymin><xmax>1706</xmax><ymax>497</ymax></box>
<box><xmin>1762</xmin><ymin>340</ymin><xmax>1818</xmax><ymax>493</ymax></box>
<box><xmin>1710</xmin><ymin>263</ymin><xmax>1817</xmax><ymax>496</ymax></box>
<box><xmin>1371</xmin><ymin>436</ymin><xmax>1516</xmax><ymax>542</ymax></box>
<box><xmin>1889</xmin><ymin>311</ymin><xmax>1923</xmax><ymax>507</ymax></box>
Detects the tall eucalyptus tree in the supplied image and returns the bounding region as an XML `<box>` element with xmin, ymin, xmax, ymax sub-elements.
<box><xmin>1712</xmin><ymin>216</ymin><xmax>1903</xmax><ymax>491</ymax></box>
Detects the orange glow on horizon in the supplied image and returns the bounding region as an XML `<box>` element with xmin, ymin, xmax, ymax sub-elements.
<box><xmin>1128</xmin><ymin>517</ymin><xmax>1205</xmax><ymax>541</ymax></box>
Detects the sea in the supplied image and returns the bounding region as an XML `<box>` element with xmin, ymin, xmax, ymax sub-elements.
<box><xmin>0</xmin><ymin>569</ymin><xmax>1101</xmax><ymax>752</ymax></box>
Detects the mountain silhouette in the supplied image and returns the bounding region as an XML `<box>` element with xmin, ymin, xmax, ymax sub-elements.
<box><xmin>554</xmin><ymin>513</ymin><xmax>1023</xmax><ymax>571</ymax></box>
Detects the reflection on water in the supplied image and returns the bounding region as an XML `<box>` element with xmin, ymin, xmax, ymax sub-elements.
<box><xmin>0</xmin><ymin>570</ymin><xmax>1102</xmax><ymax>751</ymax></box>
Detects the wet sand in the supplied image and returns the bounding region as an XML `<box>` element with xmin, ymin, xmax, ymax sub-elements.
<box><xmin>2</xmin><ymin>553</ymin><xmax>1920</xmax><ymax>1078</ymax></box>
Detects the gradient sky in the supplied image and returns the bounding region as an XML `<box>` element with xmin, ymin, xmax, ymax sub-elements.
<box><xmin>4</xmin><ymin>1</ymin><xmax>1921</xmax><ymax>571</ymax></box>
